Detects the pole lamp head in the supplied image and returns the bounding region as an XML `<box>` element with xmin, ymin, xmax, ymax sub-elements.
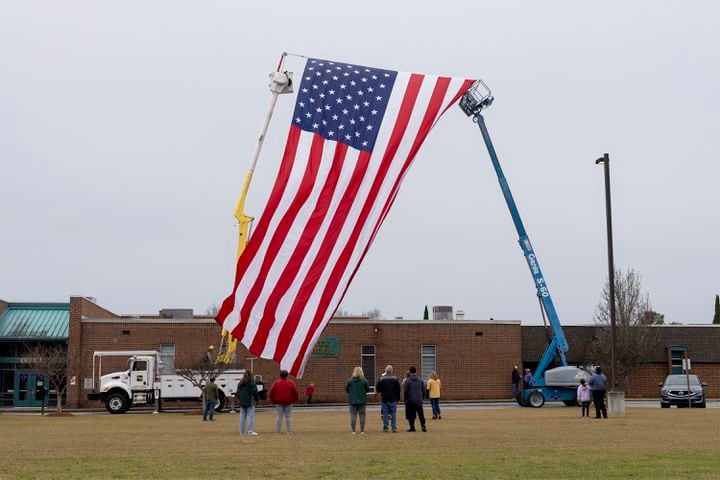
<box><xmin>595</xmin><ymin>153</ymin><xmax>609</xmax><ymax>165</ymax></box>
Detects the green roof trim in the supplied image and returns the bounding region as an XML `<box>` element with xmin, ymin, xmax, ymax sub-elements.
<box><xmin>0</xmin><ymin>303</ymin><xmax>69</xmax><ymax>341</ymax></box>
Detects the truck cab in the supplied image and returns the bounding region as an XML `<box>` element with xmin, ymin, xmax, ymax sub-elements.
<box><xmin>89</xmin><ymin>354</ymin><xmax>159</xmax><ymax>414</ymax></box>
<box><xmin>88</xmin><ymin>350</ymin><xmax>245</xmax><ymax>414</ymax></box>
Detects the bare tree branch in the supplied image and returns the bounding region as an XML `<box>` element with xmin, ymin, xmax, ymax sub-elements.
<box><xmin>590</xmin><ymin>268</ymin><xmax>659</xmax><ymax>392</ymax></box>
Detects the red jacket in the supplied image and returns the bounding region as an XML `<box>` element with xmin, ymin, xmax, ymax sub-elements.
<box><xmin>269</xmin><ymin>378</ymin><xmax>299</xmax><ymax>405</ymax></box>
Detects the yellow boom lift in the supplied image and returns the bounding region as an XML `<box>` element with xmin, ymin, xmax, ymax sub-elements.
<box><xmin>214</xmin><ymin>55</ymin><xmax>294</xmax><ymax>364</ymax></box>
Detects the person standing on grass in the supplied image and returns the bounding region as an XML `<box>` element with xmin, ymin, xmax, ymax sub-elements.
<box><xmin>237</xmin><ymin>371</ymin><xmax>260</xmax><ymax>435</ymax></box>
<box><xmin>427</xmin><ymin>371</ymin><xmax>442</xmax><ymax>420</ymax></box>
<box><xmin>512</xmin><ymin>366</ymin><xmax>521</xmax><ymax>399</ymax></box>
<box><xmin>269</xmin><ymin>370</ymin><xmax>299</xmax><ymax>434</ymax></box>
<box><xmin>202</xmin><ymin>378</ymin><xmax>219</xmax><ymax>421</ymax></box>
<box><xmin>576</xmin><ymin>378</ymin><xmax>592</xmax><ymax>419</ymax></box>
<box><xmin>376</xmin><ymin>365</ymin><xmax>401</xmax><ymax>433</ymax></box>
<box><xmin>589</xmin><ymin>366</ymin><xmax>608</xmax><ymax>419</ymax></box>
<box><xmin>346</xmin><ymin>366</ymin><xmax>370</xmax><ymax>435</ymax></box>
<box><xmin>403</xmin><ymin>366</ymin><xmax>427</xmax><ymax>432</ymax></box>
<box><xmin>306</xmin><ymin>383</ymin><xmax>315</xmax><ymax>404</ymax></box>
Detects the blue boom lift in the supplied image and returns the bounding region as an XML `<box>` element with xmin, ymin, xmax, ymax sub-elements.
<box><xmin>459</xmin><ymin>81</ymin><xmax>588</xmax><ymax>408</ymax></box>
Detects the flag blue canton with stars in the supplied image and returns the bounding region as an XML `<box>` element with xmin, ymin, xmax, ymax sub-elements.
<box><xmin>292</xmin><ymin>58</ymin><xmax>398</xmax><ymax>152</ymax></box>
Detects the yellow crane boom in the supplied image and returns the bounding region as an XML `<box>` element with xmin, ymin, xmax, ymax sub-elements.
<box><xmin>214</xmin><ymin>57</ymin><xmax>294</xmax><ymax>365</ymax></box>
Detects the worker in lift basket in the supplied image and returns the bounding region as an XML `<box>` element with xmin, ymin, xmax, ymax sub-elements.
<box><xmin>204</xmin><ymin>345</ymin><xmax>215</xmax><ymax>364</ymax></box>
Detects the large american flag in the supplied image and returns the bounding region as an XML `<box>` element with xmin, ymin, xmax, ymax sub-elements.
<box><xmin>216</xmin><ymin>57</ymin><xmax>475</xmax><ymax>376</ymax></box>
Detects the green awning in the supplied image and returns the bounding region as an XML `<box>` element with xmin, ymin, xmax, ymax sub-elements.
<box><xmin>0</xmin><ymin>303</ymin><xmax>69</xmax><ymax>341</ymax></box>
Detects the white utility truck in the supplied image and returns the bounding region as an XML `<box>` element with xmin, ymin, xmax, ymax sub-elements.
<box><xmin>87</xmin><ymin>350</ymin><xmax>248</xmax><ymax>414</ymax></box>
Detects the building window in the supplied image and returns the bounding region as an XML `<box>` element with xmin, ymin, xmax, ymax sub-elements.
<box><xmin>669</xmin><ymin>346</ymin><xmax>687</xmax><ymax>375</ymax></box>
<box><xmin>361</xmin><ymin>345</ymin><xmax>376</xmax><ymax>393</ymax></box>
<box><xmin>159</xmin><ymin>344</ymin><xmax>175</xmax><ymax>375</ymax></box>
<box><xmin>421</xmin><ymin>345</ymin><xmax>436</xmax><ymax>380</ymax></box>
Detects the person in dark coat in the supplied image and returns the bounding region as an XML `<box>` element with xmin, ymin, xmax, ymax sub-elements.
<box><xmin>588</xmin><ymin>366</ymin><xmax>608</xmax><ymax>419</ymax></box>
<box><xmin>236</xmin><ymin>371</ymin><xmax>260</xmax><ymax>435</ymax></box>
<box><xmin>512</xmin><ymin>366</ymin><xmax>521</xmax><ymax>399</ymax></box>
<box><xmin>403</xmin><ymin>366</ymin><xmax>427</xmax><ymax>432</ymax></box>
<box><xmin>376</xmin><ymin>365</ymin><xmax>401</xmax><ymax>432</ymax></box>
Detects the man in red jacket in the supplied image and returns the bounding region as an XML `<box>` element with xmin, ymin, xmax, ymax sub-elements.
<box><xmin>269</xmin><ymin>370</ymin><xmax>299</xmax><ymax>434</ymax></box>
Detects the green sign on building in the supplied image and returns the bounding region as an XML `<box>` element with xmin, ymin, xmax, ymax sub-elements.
<box><xmin>310</xmin><ymin>337</ymin><xmax>339</xmax><ymax>358</ymax></box>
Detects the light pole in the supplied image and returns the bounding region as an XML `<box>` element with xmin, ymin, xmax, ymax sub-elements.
<box><xmin>596</xmin><ymin>153</ymin><xmax>624</xmax><ymax>415</ymax></box>
<box><xmin>595</xmin><ymin>153</ymin><xmax>618</xmax><ymax>391</ymax></box>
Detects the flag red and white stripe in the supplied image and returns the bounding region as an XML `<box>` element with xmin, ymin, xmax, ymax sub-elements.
<box><xmin>217</xmin><ymin>58</ymin><xmax>474</xmax><ymax>376</ymax></box>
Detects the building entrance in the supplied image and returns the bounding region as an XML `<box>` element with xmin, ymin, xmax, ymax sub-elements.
<box><xmin>13</xmin><ymin>370</ymin><xmax>48</xmax><ymax>407</ymax></box>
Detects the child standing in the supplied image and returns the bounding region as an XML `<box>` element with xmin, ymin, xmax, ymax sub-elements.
<box><xmin>306</xmin><ymin>383</ymin><xmax>315</xmax><ymax>404</ymax></box>
<box><xmin>577</xmin><ymin>378</ymin><xmax>592</xmax><ymax>419</ymax></box>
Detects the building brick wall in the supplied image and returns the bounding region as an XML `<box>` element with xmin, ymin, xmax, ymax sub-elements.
<box><xmin>74</xmin><ymin>316</ymin><xmax>522</xmax><ymax>406</ymax></box>
<box><xmin>628</xmin><ymin>363</ymin><xmax>720</xmax><ymax>399</ymax></box>
<box><xmin>68</xmin><ymin>296</ymin><xmax>119</xmax><ymax>407</ymax></box>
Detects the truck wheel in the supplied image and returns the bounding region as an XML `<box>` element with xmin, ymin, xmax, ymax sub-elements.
<box><xmin>528</xmin><ymin>391</ymin><xmax>545</xmax><ymax>408</ymax></box>
<box><xmin>106</xmin><ymin>392</ymin><xmax>129</xmax><ymax>414</ymax></box>
<box><xmin>214</xmin><ymin>393</ymin><xmax>226</xmax><ymax>412</ymax></box>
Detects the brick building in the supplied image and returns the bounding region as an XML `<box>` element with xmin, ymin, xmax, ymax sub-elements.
<box><xmin>2</xmin><ymin>295</ymin><xmax>718</xmax><ymax>408</ymax></box>
<box><xmin>523</xmin><ymin>325</ymin><xmax>720</xmax><ymax>398</ymax></box>
<box><xmin>67</xmin><ymin>296</ymin><xmax>521</xmax><ymax>407</ymax></box>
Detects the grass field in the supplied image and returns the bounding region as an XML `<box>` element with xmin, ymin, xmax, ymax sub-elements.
<box><xmin>1</xmin><ymin>406</ymin><xmax>718</xmax><ymax>479</ymax></box>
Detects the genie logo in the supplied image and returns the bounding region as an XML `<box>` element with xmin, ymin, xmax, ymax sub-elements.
<box><xmin>528</xmin><ymin>253</ymin><xmax>540</xmax><ymax>275</ymax></box>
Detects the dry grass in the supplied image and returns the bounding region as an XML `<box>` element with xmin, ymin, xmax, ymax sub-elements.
<box><xmin>1</xmin><ymin>406</ymin><xmax>718</xmax><ymax>479</ymax></box>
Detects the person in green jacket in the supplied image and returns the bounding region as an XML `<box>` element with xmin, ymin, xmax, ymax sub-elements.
<box><xmin>236</xmin><ymin>371</ymin><xmax>260</xmax><ymax>435</ymax></box>
<box><xmin>202</xmin><ymin>378</ymin><xmax>220</xmax><ymax>421</ymax></box>
<box><xmin>345</xmin><ymin>366</ymin><xmax>370</xmax><ymax>434</ymax></box>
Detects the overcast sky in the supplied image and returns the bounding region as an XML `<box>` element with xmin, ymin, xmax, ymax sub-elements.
<box><xmin>1</xmin><ymin>1</ymin><xmax>718</xmax><ymax>325</ymax></box>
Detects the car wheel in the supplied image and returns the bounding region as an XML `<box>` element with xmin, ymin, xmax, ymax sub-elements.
<box><xmin>106</xmin><ymin>392</ymin><xmax>129</xmax><ymax>414</ymax></box>
<box><xmin>528</xmin><ymin>391</ymin><xmax>545</xmax><ymax>408</ymax></box>
<box><xmin>563</xmin><ymin>399</ymin><xmax>579</xmax><ymax>407</ymax></box>
<box><xmin>698</xmin><ymin>401</ymin><xmax>706</xmax><ymax>408</ymax></box>
<box><xmin>660</xmin><ymin>402</ymin><xmax>670</xmax><ymax>408</ymax></box>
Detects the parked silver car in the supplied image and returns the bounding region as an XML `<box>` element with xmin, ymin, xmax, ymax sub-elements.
<box><xmin>659</xmin><ymin>374</ymin><xmax>706</xmax><ymax>408</ymax></box>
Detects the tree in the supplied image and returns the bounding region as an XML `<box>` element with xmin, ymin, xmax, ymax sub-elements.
<box><xmin>205</xmin><ymin>303</ymin><xmax>219</xmax><ymax>317</ymax></box>
<box><xmin>175</xmin><ymin>355</ymin><xmax>229</xmax><ymax>411</ymax></box>
<box><xmin>361</xmin><ymin>308</ymin><xmax>383</xmax><ymax>320</ymax></box>
<box><xmin>334</xmin><ymin>306</ymin><xmax>350</xmax><ymax>317</ymax></box>
<box><xmin>640</xmin><ymin>310</ymin><xmax>665</xmax><ymax>325</ymax></box>
<box><xmin>590</xmin><ymin>268</ymin><xmax>659</xmax><ymax>392</ymax></box>
<box><xmin>714</xmin><ymin>294</ymin><xmax>720</xmax><ymax>325</ymax></box>
<box><xmin>22</xmin><ymin>343</ymin><xmax>72</xmax><ymax>415</ymax></box>
<box><xmin>423</xmin><ymin>305</ymin><xmax>429</xmax><ymax>320</ymax></box>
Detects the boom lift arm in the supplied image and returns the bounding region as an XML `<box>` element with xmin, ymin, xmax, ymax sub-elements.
<box><xmin>215</xmin><ymin>59</ymin><xmax>294</xmax><ymax>364</ymax></box>
<box><xmin>459</xmin><ymin>81</ymin><xmax>569</xmax><ymax>400</ymax></box>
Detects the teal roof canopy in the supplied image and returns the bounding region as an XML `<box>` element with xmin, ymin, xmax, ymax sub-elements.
<box><xmin>0</xmin><ymin>303</ymin><xmax>69</xmax><ymax>341</ymax></box>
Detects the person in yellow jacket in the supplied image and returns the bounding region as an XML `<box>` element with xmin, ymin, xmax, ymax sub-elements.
<box><xmin>427</xmin><ymin>371</ymin><xmax>442</xmax><ymax>419</ymax></box>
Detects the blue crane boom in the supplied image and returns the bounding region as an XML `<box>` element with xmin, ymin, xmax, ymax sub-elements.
<box><xmin>459</xmin><ymin>81</ymin><xmax>579</xmax><ymax>407</ymax></box>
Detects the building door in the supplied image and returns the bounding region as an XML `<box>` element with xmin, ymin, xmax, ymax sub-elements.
<box><xmin>13</xmin><ymin>370</ymin><xmax>47</xmax><ymax>407</ymax></box>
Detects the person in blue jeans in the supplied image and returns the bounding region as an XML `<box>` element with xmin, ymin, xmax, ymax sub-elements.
<box><xmin>202</xmin><ymin>378</ymin><xmax>219</xmax><ymax>421</ymax></box>
<box><xmin>375</xmin><ymin>365</ymin><xmax>401</xmax><ymax>433</ymax></box>
<box><xmin>237</xmin><ymin>371</ymin><xmax>260</xmax><ymax>435</ymax></box>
